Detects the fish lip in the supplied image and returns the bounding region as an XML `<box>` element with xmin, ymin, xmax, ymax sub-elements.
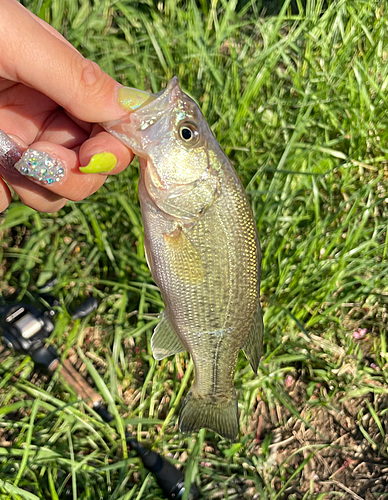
<box><xmin>119</xmin><ymin>77</ymin><xmax>180</xmax><ymax>113</ymax></box>
<box><xmin>124</xmin><ymin>76</ymin><xmax>181</xmax><ymax>116</ymax></box>
<box><xmin>152</xmin><ymin>76</ymin><xmax>180</xmax><ymax>104</ymax></box>
<box><xmin>133</xmin><ymin>76</ymin><xmax>181</xmax><ymax>121</ymax></box>
<box><xmin>101</xmin><ymin>76</ymin><xmax>182</xmax><ymax>156</ymax></box>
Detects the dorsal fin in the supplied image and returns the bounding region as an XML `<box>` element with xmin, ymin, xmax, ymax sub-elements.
<box><xmin>242</xmin><ymin>301</ymin><xmax>263</xmax><ymax>374</ymax></box>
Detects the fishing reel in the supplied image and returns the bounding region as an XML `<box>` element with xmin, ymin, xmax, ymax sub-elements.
<box><xmin>0</xmin><ymin>296</ymin><xmax>98</xmax><ymax>372</ymax></box>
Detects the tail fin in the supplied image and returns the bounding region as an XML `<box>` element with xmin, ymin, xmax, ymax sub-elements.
<box><xmin>178</xmin><ymin>390</ymin><xmax>239</xmax><ymax>440</ymax></box>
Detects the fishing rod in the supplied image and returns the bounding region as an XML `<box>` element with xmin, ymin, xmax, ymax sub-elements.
<box><xmin>0</xmin><ymin>293</ymin><xmax>200</xmax><ymax>500</ymax></box>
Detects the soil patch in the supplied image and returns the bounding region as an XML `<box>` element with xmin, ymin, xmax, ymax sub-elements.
<box><xmin>249</xmin><ymin>378</ymin><xmax>388</xmax><ymax>499</ymax></box>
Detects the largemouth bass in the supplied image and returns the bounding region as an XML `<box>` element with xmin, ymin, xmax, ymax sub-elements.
<box><xmin>102</xmin><ymin>77</ymin><xmax>263</xmax><ymax>440</ymax></box>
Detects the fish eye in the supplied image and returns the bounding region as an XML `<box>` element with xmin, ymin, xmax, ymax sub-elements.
<box><xmin>178</xmin><ymin>123</ymin><xmax>199</xmax><ymax>144</ymax></box>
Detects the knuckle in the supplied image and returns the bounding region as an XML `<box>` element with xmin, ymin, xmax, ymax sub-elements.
<box><xmin>79</xmin><ymin>58</ymin><xmax>104</xmax><ymax>90</ymax></box>
<box><xmin>65</xmin><ymin>56</ymin><xmax>108</xmax><ymax>119</ymax></box>
<box><xmin>41</xmin><ymin>200</ymin><xmax>68</xmax><ymax>213</ymax></box>
<box><xmin>67</xmin><ymin>177</ymin><xmax>100</xmax><ymax>202</ymax></box>
<box><xmin>67</xmin><ymin>190</ymin><xmax>86</xmax><ymax>202</ymax></box>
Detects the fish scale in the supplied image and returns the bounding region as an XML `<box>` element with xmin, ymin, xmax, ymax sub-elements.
<box><xmin>102</xmin><ymin>77</ymin><xmax>263</xmax><ymax>440</ymax></box>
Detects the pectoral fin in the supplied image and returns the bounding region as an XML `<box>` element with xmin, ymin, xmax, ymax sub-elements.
<box><xmin>243</xmin><ymin>301</ymin><xmax>264</xmax><ymax>374</ymax></box>
<box><xmin>163</xmin><ymin>227</ymin><xmax>204</xmax><ymax>284</ymax></box>
<box><xmin>151</xmin><ymin>310</ymin><xmax>186</xmax><ymax>360</ymax></box>
<box><xmin>144</xmin><ymin>236</ymin><xmax>156</xmax><ymax>277</ymax></box>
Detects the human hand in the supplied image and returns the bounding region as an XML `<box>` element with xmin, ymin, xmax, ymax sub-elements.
<box><xmin>0</xmin><ymin>0</ymin><xmax>134</xmax><ymax>214</ymax></box>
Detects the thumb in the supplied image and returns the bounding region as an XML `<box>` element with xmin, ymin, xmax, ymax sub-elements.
<box><xmin>0</xmin><ymin>0</ymin><xmax>126</xmax><ymax>123</ymax></box>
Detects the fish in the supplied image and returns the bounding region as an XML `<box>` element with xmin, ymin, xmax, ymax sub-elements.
<box><xmin>102</xmin><ymin>77</ymin><xmax>263</xmax><ymax>440</ymax></box>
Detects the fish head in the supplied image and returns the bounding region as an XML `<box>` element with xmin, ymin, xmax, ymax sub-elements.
<box><xmin>102</xmin><ymin>78</ymin><xmax>222</xmax><ymax>199</ymax></box>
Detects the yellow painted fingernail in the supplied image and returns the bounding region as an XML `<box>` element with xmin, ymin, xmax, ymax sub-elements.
<box><xmin>118</xmin><ymin>86</ymin><xmax>154</xmax><ymax>111</ymax></box>
<box><xmin>79</xmin><ymin>152</ymin><xmax>117</xmax><ymax>174</ymax></box>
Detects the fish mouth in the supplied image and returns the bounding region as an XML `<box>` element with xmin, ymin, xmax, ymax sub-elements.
<box><xmin>117</xmin><ymin>76</ymin><xmax>180</xmax><ymax>112</ymax></box>
<box><xmin>101</xmin><ymin>77</ymin><xmax>181</xmax><ymax>156</ymax></box>
<box><xmin>117</xmin><ymin>87</ymin><xmax>155</xmax><ymax>111</ymax></box>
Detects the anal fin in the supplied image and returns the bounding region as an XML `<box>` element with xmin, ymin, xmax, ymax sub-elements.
<box><xmin>151</xmin><ymin>310</ymin><xmax>186</xmax><ymax>360</ymax></box>
<box><xmin>243</xmin><ymin>301</ymin><xmax>263</xmax><ymax>374</ymax></box>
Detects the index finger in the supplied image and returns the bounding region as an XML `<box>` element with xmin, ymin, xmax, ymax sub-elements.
<box><xmin>0</xmin><ymin>0</ymin><xmax>127</xmax><ymax>123</ymax></box>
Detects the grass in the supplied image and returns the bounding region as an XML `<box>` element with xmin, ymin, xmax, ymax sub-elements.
<box><xmin>1</xmin><ymin>0</ymin><xmax>388</xmax><ymax>498</ymax></box>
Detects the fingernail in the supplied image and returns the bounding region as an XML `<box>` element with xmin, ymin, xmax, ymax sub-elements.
<box><xmin>0</xmin><ymin>129</ymin><xmax>23</xmax><ymax>170</ymax></box>
<box><xmin>79</xmin><ymin>152</ymin><xmax>117</xmax><ymax>174</ymax></box>
<box><xmin>14</xmin><ymin>149</ymin><xmax>65</xmax><ymax>185</ymax></box>
<box><xmin>117</xmin><ymin>86</ymin><xmax>154</xmax><ymax>111</ymax></box>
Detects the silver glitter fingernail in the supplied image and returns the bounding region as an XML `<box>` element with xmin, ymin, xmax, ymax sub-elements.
<box><xmin>14</xmin><ymin>149</ymin><xmax>65</xmax><ymax>185</ymax></box>
<box><xmin>0</xmin><ymin>129</ymin><xmax>23</xmax><ymax>170</ymax></box>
